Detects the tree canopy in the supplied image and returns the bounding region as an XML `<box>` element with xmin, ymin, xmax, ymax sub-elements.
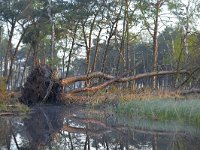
<box><xmin>0</xmin><ymin>0</ymin><xmax>200</xmax><ymax>90</ymax></box>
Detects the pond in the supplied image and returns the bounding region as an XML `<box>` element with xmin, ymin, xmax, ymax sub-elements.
<box><xmin>0</xmin><ymin>105</ymin><xmax>200</xmax><ymax>150</ymax></box>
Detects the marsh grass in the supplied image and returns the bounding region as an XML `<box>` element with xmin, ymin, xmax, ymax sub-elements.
<box><xmin>0</xmin><ymin>92</ymin><xmax>30</xmax><ymax>114</ymax></box>
<box><xmin>87</xmin><ymin>86</ymin><xmax>182</xmax><ymax>106</ymax></box>
<box><xmin>0</xmin><ymin>101</ymin><xmax>30</xmax><ymax>113</ymax></box>
<box><xmin>117</xmin><ymin>87</ymin><xmax>182</xmax><ymax>101</ymax></box>
<box><xmin>117</xmin><ymin>99</ymin><xmax>200</xmax><ymax>125</ymax></box>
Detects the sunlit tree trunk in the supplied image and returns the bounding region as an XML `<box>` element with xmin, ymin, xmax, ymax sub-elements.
<box><xmin>138</xmin><ymin>0</ymin><xmax>164</xmax><ymax>89</ymax></box>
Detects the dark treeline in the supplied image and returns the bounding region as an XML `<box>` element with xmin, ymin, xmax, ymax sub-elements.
<box><xmin>0</xmin><ymin>0</ymin><xmax>200</xmax><ymax>90</ymax></box>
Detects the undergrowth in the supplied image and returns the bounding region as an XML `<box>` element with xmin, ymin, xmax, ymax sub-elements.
<box><xmin>0</xmin><ymin>77</ymin><xmax>29</xmax><ymax>113</ymax></box>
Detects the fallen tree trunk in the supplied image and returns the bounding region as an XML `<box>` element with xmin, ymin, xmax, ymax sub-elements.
<box><xmin>61</xmin><ymin>70</ymin><xmax>188</xmax><ymax>86</ymax></box>
<box><xmin>20</xmin><ymin>64</ymin><xmax>190</xmax><ymax>105</ymax></box>
<box><xmin>67</xmin><ymin>71</ymin><xmax>130</xmax><ymax>94</ymax></box>
<box><xmin>60</xmin><ymin>70</ymin><xmax>189</xmax><ymax>102</ymax></box>
<box><xmin>179</xmin><ymin>88</ymin><xmax>200</xmax><ymax>95</ymax></box>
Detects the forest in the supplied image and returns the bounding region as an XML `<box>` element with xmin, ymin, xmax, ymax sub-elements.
<box><xmin>1</xmin><ymin>0</ymin><xmax>200</xmax><ymax>149</ymax></box>
<box><xmin>0</xmin><ymin>0</ymin><xmax>200</xmax><ymax>103</ymax></box>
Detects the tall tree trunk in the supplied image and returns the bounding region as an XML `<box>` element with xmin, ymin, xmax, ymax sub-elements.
<box><xmin>50</xmin><ymin>22</ymin><xmax>55</xmax><ymax>67</ymax></box>
<box><xmin>7</xmin><ymin>29</ymin><xmax>26</xmax><ymax>89</ymax></box>
<box><xmin>0</xmin><ymin>27</ymin><xmax>2</xmax><ymax>77</ymax></box>
<box><xmin>47</xmin><ymin>0</ymin><xmax>55</xmax><ymax>67</ymax></box>
<box><xmin>0</xmin><ymin>60</ymin><xmax>2</xmax><ymax>77</ymax></box>
<box><xmin>82</xmin><ymin>11</ymin><xmax>99</xmax><ymax>86</ymax></box>
<box><xmin>4</xmin><ymin>22</ymin><xmax>15</xmax><ymax>78</ymax></box>
<box><xmin>91</xmin><ymin>26</ymin><xmax>102</xmax><ymax>72</ymax></box>
<box><xmin>152</xmin><ymin>0</ymin><xmax>161</xmax><ymax>89</ymax></box>
<box><xmin>175</xmin><ymin>1</ymin><xmax>190</xmax><ymax>88</ymax></box>
<box><xmin>86</xmin><ymin>5</ymin><xmax>102</xmax><ymax>75</ymax></box>
<box><xmin>14</xmin><ymin>60</ymin><xmax>21</xmax><ymax>89</ymax></box>
<box><xmin>101</xmin><ymin>21</ymin><xmax>116</xmax><ymax>73</ymax></box>
<box><xmin>62</xmin><ymin>39</ymin><xmax>67</xmax><ymax>78</ymax></box>
<box><xmin>116</xmin><ymin>6</ymin><xmax>126</xmax><ymax>75</ymax></box>
<box><xmin>66</xmin><ymin>22</ymin><xmax>78</xmax><ymax>77</ymax></box>
<box><xmin>42</xmin><ymin>43</ymin><xmax>46</xmax><ymax>65</ymax></box>
<box><xmin>81</xmin><ymin>5</ymin><xmax>104</xmax><ymax>87</ymax></box>
<box><xmin>81</xmin><ymin>20</ymin><xmax>89</xmax><ymax>74</ymax></box>
<box><xmin>184</xmin><ymin>1</ymin><xmax>190</xmax><ymax>54</ymax></box>
<box><xmin>125</xmin><ymin>0</ymin><xmax>131</xmax><ymax>72</ymax></box>
<box><xmin>32</xmin><ymin>43</ymin><xmax>38</xmax><ymax>68</ymax></box>
<box><xmin>20</xmin><ymin>47</ymin><xmax>31</xmax><ymax>87</ymax></box>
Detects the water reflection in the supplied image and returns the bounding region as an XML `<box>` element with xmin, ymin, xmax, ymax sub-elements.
<box><xmin>1</xmin><ymin>105</ymin><xmax>200</xmax><ymax>150</ymax></box>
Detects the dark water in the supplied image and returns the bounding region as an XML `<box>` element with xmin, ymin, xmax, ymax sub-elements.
<box><xmin>0</xmin><ymin>105</ymin><xmax>200</xmax><ymax>150</ymax></box>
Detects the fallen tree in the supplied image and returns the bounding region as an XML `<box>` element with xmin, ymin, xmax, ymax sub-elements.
<box><xmin>20</xmin><ymin>65</ymin><xmax>61</xmax><ymax>106</ymax></box>
<box><xmin>60</xmin><ymin>69</ymin><xmax>189</xmax><ymax>102</ymax></box>
<box><xmin>61</xmin><ymin>70</ymin><xmax>188</xmax><ymax>86</ymax></box>
<box><xmin>20</xmin><ymin>64</ymin><xmax>193</xmax><ymax>105</ymax></box>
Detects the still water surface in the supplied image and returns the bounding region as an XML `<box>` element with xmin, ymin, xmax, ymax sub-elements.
<box><xmin>0</xmin><ymin>105</ymin><xmax>200</xmax><ymax>150</ymax></box>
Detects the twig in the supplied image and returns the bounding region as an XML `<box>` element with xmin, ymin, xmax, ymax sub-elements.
<box><xmin>0</xmin><ymin>112</ymin><xmax>15</xmax><ymax>116</ymax></box>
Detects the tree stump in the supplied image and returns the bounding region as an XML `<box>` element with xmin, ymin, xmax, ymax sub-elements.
<box><xmin>20</xmin><ymin>65</ymin><xmax>61</xmax><ymax>106</ymax></box>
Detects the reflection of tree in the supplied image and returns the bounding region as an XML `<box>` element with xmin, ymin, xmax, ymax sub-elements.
<box><xmin>0</xmin><ymin>119</ymin><xmax>11</xmax><ymax>149</ymax></box>
<box><xmin>23</xmin><ymin>106</ymin><xmax>65</xmax><ymax>150</ymax></box>
<box><xmin>8</xmin><ymin>106</ymin><xmax>200</xmax><ymax>150</ymax></box>
<box><xmin>23</xmin><ymin>108</ymin><xmax>199</xmax><ymax>150</ymax></box>
<box><xmin>0</xmin><ymin>117</ymin><xmax>30</xmax><ymax>149</ymax></box>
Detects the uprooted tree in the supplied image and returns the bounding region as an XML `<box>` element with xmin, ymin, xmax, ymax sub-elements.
<box><xmin>20</xmin><ymin>64</ymin><xmax>199</xmax><ymax>106</ymax></box>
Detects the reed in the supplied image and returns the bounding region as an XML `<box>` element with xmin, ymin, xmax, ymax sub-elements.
<box><xmin>117</xmin><ymin>99</ymin><xmax>200</xmax><ymax>125</ymax></box>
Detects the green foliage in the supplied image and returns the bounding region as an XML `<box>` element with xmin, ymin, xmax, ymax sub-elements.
<box><xmin>117</xmin><ymin>99</ymin><xmax>200</xmax><ymax>126</ymax></box>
